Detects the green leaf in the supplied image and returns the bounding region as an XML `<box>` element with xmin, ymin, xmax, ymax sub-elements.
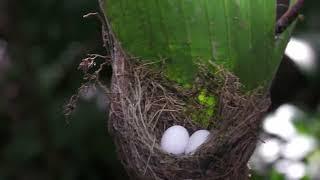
<box><xmin>105</xmin><ymin>0</ymin><xmax>296</xmax><ymax>89</ymax></box>
<box><xmin>270</xmin><ymin>169</ymin><xmax>285</xmax><ymax>180</ymax></box>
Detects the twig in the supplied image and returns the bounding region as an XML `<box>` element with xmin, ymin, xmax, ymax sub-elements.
<box><xmin>97</xmin><ymin>0</ymin><xmax>118</xmax><ymax>56</ymax></box>
<box><xmin>143</xmin><ymin>137</ymin><xmax>156</xmax><ymax>175</ymax></box>
<box><xmin>83</xmin><ymin>5</ymin><xmax>115</xmax><ymax>56</ymax></box>
<box><xmin>276</xmin><ymin>0</ymin><xmax>290</xmax><ymax>20</ymax></box>
<box><xmin>276</xmin><ymin>0</ymin><xmax>304</xmax><ymax>34</ymax></box>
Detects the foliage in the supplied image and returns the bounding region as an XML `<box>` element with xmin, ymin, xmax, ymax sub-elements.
<box><xmin>105</xmin><ymin>0</ymin><xmax>295</xmax><ymax>89</ymax></box>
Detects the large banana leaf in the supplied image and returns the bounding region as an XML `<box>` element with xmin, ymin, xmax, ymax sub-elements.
<box><xmin>104</xmin><ymin>0</ymin><xmax>295</xmax><ymax>89</ymax></box>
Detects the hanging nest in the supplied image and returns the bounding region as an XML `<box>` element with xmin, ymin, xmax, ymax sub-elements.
<box><xmin>96</xmin><ymin>3</ymin><xmax>271</xmax><ymax>180</ymax></box>
<box><xmin>107</xmin><ymin>48</ymin><xmax>270</xmax><ymax>180</ymax></box>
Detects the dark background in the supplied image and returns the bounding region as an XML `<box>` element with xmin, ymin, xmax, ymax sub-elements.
<box><xmin>0</xmin><ymin>0</ymin><xmax>319</xmax><ymax>179</ymax></box>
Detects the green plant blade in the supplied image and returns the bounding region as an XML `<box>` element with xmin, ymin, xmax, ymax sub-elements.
<box><xmin>105</xmin><ymin>0</ymin><xmax>295</xmax><ymax>89</ymax></box>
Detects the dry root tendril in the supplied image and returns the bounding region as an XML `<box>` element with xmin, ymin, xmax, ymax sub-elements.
<box><xmin>64</xmin><ymin>53</ymin><xmax>110</xmax><ymax>120</ymax></box>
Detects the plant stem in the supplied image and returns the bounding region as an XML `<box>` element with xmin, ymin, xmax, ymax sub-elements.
<box><xmin>276</xmin><ymin>0</ymin><xmax>304</xmax><ymax>34</ymax></box>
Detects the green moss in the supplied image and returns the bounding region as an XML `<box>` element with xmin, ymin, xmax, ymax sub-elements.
<box><xmin>198</xmin><ymin>90</ymin><xmax>216</xmax><ymax>106</ymax></box>
<box><xmin>187</xmin><ymin>89</ymin><xmax>217</xmax><ymax>128</ymax></box>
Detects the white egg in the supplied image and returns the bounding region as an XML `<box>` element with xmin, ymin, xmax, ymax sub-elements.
<box><xmin>160</xmin><ymin>125</ymin><xmax>190</xmax><ymax>155</ymax></box>
<box><xmin>185</xmin><ymin>130</ymin><xmax>210</xmax><ymax>155</ymax></box>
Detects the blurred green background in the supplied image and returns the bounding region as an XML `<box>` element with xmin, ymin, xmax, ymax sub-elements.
<box><xmin>0</xmin><ymin>0</ymin><xmax>319</xmax><ymax>179</ymax></box>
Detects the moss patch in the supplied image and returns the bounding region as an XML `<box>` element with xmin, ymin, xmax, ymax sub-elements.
<box><xmin>198</xmin><ymin>90</ymin><xmax>216</xmax><ymax>106</ymax></box>
<box><xmin>185</xmin><ymin>89</ymin><xmax>218</xmax><ymax>128</ymax></box>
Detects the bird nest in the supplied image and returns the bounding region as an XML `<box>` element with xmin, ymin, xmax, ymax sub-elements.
<box><xmin>107</xmin><ymin>43</ymin><xmax>270</xmax><ymax>180</ymax></box>
<box><xmin>75</xmin><ymin>3</ymin><xmax>272</xmax><ymax>179</ymax></box>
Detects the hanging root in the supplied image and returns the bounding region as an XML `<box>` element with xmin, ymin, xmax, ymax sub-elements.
<box><xmin>64</xmin><ymin>53</ymin><xmax>110</xmax><ymax>120</ymax></box>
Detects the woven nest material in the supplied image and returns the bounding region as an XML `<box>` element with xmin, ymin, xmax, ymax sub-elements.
<box><xmin>107</xmin><ymin>45</ymin><xmax>270</xmax><ymax>180</ymax></box>
<box><xmin>99</xmin><ymin>5</ymin><xmax>270</xmax><ymax>180</ymax></box>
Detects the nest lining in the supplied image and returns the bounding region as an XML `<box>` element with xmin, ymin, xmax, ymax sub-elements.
<box><xmin>108</xmin><ymin>46</ymin><xmax>270</xmax><ymax>179</ymax></box>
